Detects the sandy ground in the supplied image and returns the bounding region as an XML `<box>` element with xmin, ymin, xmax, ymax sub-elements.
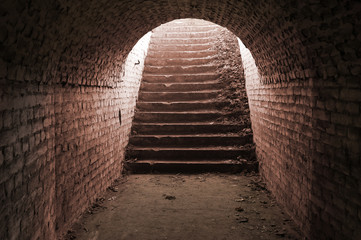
<box><xmin>65</xmin><ymin>174</ymin><xmax>303</xmax><ymax>240</ymax></box>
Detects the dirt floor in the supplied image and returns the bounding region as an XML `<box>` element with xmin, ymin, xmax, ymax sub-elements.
<box><xmin>65</xmin><ymin>174</ymin><xmax>303</xmax><ymax>240</ymax></box>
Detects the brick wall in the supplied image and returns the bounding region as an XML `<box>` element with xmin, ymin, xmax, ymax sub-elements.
<box><xmin>305</xmin><ymin>2</ymin><xmax>361</xmax><ymax>238</ymax></box>
<box><xmin>0</xmin><ymin>80</ymin><xmax>56</xmax><ymax>240</ymax></box>
<box><xmin>238</xmin><ymin>1</ymin><xmax>361</xmax><ymax>234</ymax></box>
<box><xmin>0</xmin><ymin>2</ymin><xmax>151</xmax><ymax>236</ymax></box>
<box><xmin>239</xmin><ymin>39</ymin><xmax>314</xmax><ymax>235</ymax></box>
<box><xmin>54</xmin><ymin>86</ymin><xmax>124</xmax><ymax>234</ymax></box>
<box><xmin>1</xmin><ymin>0</ymin><xmax>360</xmax><ymax>239</ymax></box>
<box><xmin>120</xmin><ymin>32</ymin><xmax>152</xmax><ymax>150</ymax></box>
<box><xmin>54</xmin><ymin>31</ymin><xmax>151</xmax><ymax>236</ymax></box>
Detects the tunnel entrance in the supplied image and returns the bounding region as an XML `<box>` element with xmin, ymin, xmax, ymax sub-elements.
<box><xmin>2</xmin><ymin>1</ymin><xmax>359</xmax><ymax>239</ymax></box>
<box><xmin>124</xmin><ymin>19</ymin><xmax>256</xmax><ymax>173</ymax></box>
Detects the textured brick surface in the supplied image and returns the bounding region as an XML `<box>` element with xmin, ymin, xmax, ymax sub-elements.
<box><xmin>0</xmin><ymin>8</ymin><xmax>151</xmax><ymax>238</ymax></box>
<box><xmin>0</xmin><ymin>80</ymin><xmax>56</xmax><ymax>239</ymax></box>
<box><xmin>240</xmin><ymin>40</ymin><xmax>315</xmax><ymax>235</ymax></box>
<box><xmin>53</xmin><ymin>32</ymin><xmax>151</xmax><ymax>235</ymax></box>
<box><xmin>0</xmin><ymin>0</ymin><xmax>360</xmax><ymax>239</ymax></box>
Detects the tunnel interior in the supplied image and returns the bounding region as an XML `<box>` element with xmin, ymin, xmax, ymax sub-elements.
<box><xmin>0</xmin><ymin>1</ymin><xmax>360</xmax><ymax>239</ymax></box>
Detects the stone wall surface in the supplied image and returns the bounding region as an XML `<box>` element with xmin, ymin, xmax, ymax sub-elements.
<box><xmin>0</xmin><ymin>0</ymin><xmax>360</xmax><ymax>239</ymax></box>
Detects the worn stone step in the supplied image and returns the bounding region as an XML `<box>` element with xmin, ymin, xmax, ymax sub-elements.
<box><xmin>151</xmin><ymin>30</ymin><xmax>218</xmax><ymax>39</ymax></box>
<box><xmin>131</xmin><ymin>123</ymin><xmax>249</xmax><ymax>135</ymax></box>
<box><xmin>151</xmin><ymin>37</ymin><xmax>217</xmax><ymax>45</ymax></box>
<box><xmin>136</xmin><ymin>101</ymin><xmax>225</xmax><ymax>112</ymax></box>
<box><xmin>153</xmin><ymin>25</ymin><xmax>217</xmax><ymax>33</ymax></box>
<box><xmin>129</xmin><ymin>134</ymin><xmax>253</xmax><ymax>147</ymax></box>
<box><xmin>138</xmin><ymin>91</ymin><xmax>220</xmax><ymax>102</ymax></box>
<box><xmin>143</xmin><ymin>65</ymin><xmax>218</xmax><ymax>74</ymax></box>
<box><xmin>142</xmin><ymin>73</ymin><xmax>219</xmax><ymax>83</ymax></box>
<box><xmin>140</xmin><ymin>81</ymin><xmax>222</xmax><ymax>92</ymax></box>
<box><xmin>170</xmin><ymin>20</ymin><xmax>212</xmax><ymax>26</ymax></box>
<box><xmin>127</xmin><ymin>147</ymin><xmax>255</xmax><ymax>160</ymax></box>
<box><xmin>148</xmin><ymin>43</ymin><xmax>213</xmax><ymax>51</ymax></box>
<box><xmin>145</xmin><ymin>57</ymin><xmax>216</xmax><ymax>66</ymax></box>
<box><xmin>125</xmin><ymin>160</ymin><xmax>258</xmax><ymax>173</ymax></box>
<box><xmin>147</xmin><ymin>50</ymin><xmax>218</xmax><ymax>59</ymax></box>
<box><xmin>133</xmin><ymin>111</ymin><xmax>225</xmax><ymax>123</ymax></box>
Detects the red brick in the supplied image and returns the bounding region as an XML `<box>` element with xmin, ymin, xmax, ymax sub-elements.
<box><xmin>340</xmin><ymin>89</ymin><xmax>361</xmax><ymax>102</ymax></box>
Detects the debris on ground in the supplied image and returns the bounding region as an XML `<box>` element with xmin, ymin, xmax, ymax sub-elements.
<box><xmin>108</xmin><ymin>186</ymin><xmax>118</xmax><ymax>192</ymax></box>
<box><xmin>238</xmin><ymin>217</ymin><xmax>249</xmax><ymax>223</ymax></box>
<box><xmin>108</xmin><ymin>196</ymin><xmax>117</xmax><ymax>201</ymax></box>
<box><xmin>235</xmin><ymin>198</ymin><xmax>245</xmax><ymax>202</ymax></box>
<box><xmin>66</xmin><ymin>174</ymin><xmax>303</xmax><ymax>240</ymax></box>
<box><xmin>163</xmin><ymin>194</ymin><xmax>176</xmax><ymax>200</ymax></box>
<box><xmin>235</xmin><ymin>207</ymin><xmax>245</xmax><ymax>212</ymax></box>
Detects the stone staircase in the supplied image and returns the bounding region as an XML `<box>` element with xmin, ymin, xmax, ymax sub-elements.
<box><xmin>125</xmin><ymin>19</ymin><xmax>256</xmax><ymax>173</ymax></box>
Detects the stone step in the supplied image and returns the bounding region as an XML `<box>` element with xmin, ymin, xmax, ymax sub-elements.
<box><xmin>143</xmin><ymin>65</ymin><xmax>217</xmax><ymax>74</ymax></box>
<box><xmin>153</xmin><ymin>25</ymin><xmax>217</xmax><ymax>33</ymax></box>
<box><xmin>138</xmin><ymin>91</ymin><xmax>219</xmax><ymax>102</ymax></box>
<box><xmin>151</xmin><ymin>37</ymin><xmax>217</xmax><ymax>45</ymax></box>
<box><xmin>148</xmin><ymin>43</ymin><xmax>213</xmax><ymax>51</ymax></box>
<box><xmin>131</xmin><ymin>123</ymin><xmax>249</xmax><ymax>135</ymax></box>
<box><xmin>136</xmin><ymin>101</ymin><xmax>226</xmax><ymax>112</ymax></box>
<box><xmin>133</xmin><ymin>111</ymin><xmax>225</xmax><ymax>123</ymax></box>
<box><xmin>145</xmin><ymin>57</ymin><xmax>216</xmax><ymax>66</ymax></box>
<box><xmin>140</xmin><ymin>81</ymin><xmax>222</xmax><ymax>92</ymax></box>
<box><xmin>125</xmin><ymin>160</ymin><xmax>258</xmax><ymax>173</ymax></box>
<box><xmin>142</xmin><ymin>73</ymin><xmax>219</xmax><ymax>83</ymax></box>
<box><xmin>129</xmin><ymin>134</ymin><xmax>253</xmax><ymax>147</ymax></box>
<box><xmin>147</xmin><ymin>50</ymin><xmax>218</xmax><ymax>59</ymax></box>
<box><xmin>151</xmin><ymin>30</ymin><xmax>218</xmax><ymax>39</ymax></box>
<box><xmin>170</xmin><ymin>20</ymin><xmax>212</xmax><ymax>26</ymax></box>
<box><xmin>126</xmin><ymin>147</ymin><xmax>255</xmax><ymax>160</ymax></box>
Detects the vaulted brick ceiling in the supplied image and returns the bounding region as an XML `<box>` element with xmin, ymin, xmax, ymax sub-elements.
<box><xmin>2</xmin><ymin>0</ymin><xmax>329</xmax><ymax>86</ymax></box>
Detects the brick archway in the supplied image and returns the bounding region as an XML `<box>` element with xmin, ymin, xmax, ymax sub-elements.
<box><xmin>1</xmin><ymin>1</ymin><xmax>360</xmax><ymax>239</ymax></box>
<box><xmin>44</xmin><ymin>1</ymin><xmax>311</xmax><ymax>87</ymax></box>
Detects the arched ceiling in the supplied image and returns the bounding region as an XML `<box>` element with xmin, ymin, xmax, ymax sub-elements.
<box><xmin>3</xmin><ymin>0</ymin><xmax>354</xmax><ymax>86</ymax></box>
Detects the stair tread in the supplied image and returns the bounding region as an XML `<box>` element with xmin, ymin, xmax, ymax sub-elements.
<box><xmin>132</xmin><ymin>122</ymin><xmax>242</xmax><ymax>126</ymax></box>
<box><xmin>148</xmin><ymin>47</ymin><xmax>213</xmax><ymax>51</ymax></box>
<box><xmin>148</xmin><ymin>50</ymin><xmax>217</xmax><ymax>53</ymax></box>
<box><xmin>137</xmin><ymin>100</ymin><xmax>224</xmax><ymax>104</ymax></box>
<box><xmin>143</xmin><ymin>73</ymin><xmax>219</xmax><ymax>83</ymax></box>
<box><xmin>146</xmin><ymin>56</ymin><xmax>217</xmax><ymax>60</ymax></box>
<box><xmin>151</xmin><ymin>31</ymin><xmax>218</xmax><ymax>37</ymax></box>
<box><xmin>131</xmin><ymin>134</ymin><xmax>246</xmax><ymax>137</ymax></box>
<box><xmin>147</xmin><ymin>56</ymin><xmax>216</xmax><ymax>59</ymax></box>
<box><xmin>143</xmin><ymin>73</ymin><xmax>219</xmax><ymax>76</ymax></box>
<box><xmin>150</xmin><ymin>38</ymin><xmax>217</xmax><ymax>43</ymax></box>
<box><xmin>127</xmin><ymin>160</ymin><xmax>250</xmax><ymax>164</ymax></box>
<box><xmin>149</xmin><ymin>43</ymin><xmax>213</xmax><ymax>47</ymax></box>
<box><xmin>141</xmin><ymin>82</ymin><xmax>221</xmax><ymax>88</ymax></box>
<box><xmin>129</xmin><ymin>147</ymin><xmax>251</xmax><ymax>150</ymax></box>
<box><xmin>135</xmin><ymin>111</ymin><xmax>225</xmax><ymax>114</ymax></box>
<box><xmin>140</xmin><ymin>90</ymin><xmax>220</xmax><ymax>94</ymax></box>
<box><xmin>149</xmin><ymin>42</ymin><xmax>213</xmax><ymax>46</ymax></box>
<box><xmin>144</xmin><ymin>64</ymin><xmax>218</xmax><ymax>68</ymax></box>
<box><xmin>142</xmin><ymin>80</ymin><xmax>220</xmax><ymax>84</ymax></box>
